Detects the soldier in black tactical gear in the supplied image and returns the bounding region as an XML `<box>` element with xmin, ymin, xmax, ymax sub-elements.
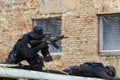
<box><xmin>63</xmin><ymin>62</ymin><xmax>120</xmax><ymax>80</ymax></box>
<box><xmin>5</xmin><ymin>26</ymin><xmax>53</xmax><ymax>71</ymax></box>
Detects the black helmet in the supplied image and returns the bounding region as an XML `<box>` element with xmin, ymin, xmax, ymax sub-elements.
<box><xmin>105</xmin><ymin>66</ymin><xmax>116</xmax><ymax>77</ymax></box>
<box><xmin>33</xmin><ymin>26</ymin><xmax>43</xmax><ymax>32</ymax></box>
<box><xmin>30</xmin><ymin>26</ymin><xmax>44</xmax><ymax>39</ymax></box>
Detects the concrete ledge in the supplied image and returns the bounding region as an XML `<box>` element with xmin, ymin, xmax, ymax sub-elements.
<box><xmin>0</xmin><ymin>67</ymin><xmax>103</xmax><ymax>80</ymax></box>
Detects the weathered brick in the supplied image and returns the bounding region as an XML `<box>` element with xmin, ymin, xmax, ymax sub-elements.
<box><xmin>0</xmin><ymin>0</ymin><xmax>120</xmax><ymax>77</ymax></box>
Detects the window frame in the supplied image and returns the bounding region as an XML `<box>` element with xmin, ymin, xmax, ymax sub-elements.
<box><xmin>32</xmin><ymin>17</ymin><xmax>63</xmax><ymax>54</ymax></box>
<box><xmin>99</xmin><ymin>14</ymin><xmax>120</xmax><ymax>52</ymax></box>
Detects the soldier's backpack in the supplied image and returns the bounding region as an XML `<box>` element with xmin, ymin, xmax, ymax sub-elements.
<box><xmin>78</xmin><ymin>62</ymin><xmax>104</xmax><ymax>77</ymax></box>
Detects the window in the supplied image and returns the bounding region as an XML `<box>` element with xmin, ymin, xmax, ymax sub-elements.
<box><xmin>33</xmin><ymin>18</ymin><xmax>62</xmax><ymax>53</ymax></box>
<box><xmin>100</xmin><ymin>14</ymin><xmax>120</xmax><ymax>52</ymax></box>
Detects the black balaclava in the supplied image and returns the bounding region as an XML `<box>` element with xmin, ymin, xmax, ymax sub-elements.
<box><xmin>29</xmin><ymin>26</ymin><xmax>44</xmax><ymax>40</ymax></box>
<box><xmin>105</xmin><ymin>66</ymin><xmax>116</xmax><ymax>77</ymax></box>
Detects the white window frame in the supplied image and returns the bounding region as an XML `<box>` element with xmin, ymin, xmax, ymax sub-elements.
<box><xmin>99</xmin><ymin>15</ymin><xmax>120</xmax><ymax>52</ymax></box>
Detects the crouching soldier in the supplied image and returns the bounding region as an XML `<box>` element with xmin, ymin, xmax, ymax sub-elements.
<box><xmin>4</xmin><ymin>26</ymin><xmax>53</xmax><ymax>71</ymax></box>
<box><xmin>63</xmin><ymin>62</ymin><xmax>120</xmax><ymax>80</ymax></box>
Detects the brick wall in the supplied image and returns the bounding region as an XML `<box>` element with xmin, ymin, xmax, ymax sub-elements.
<box><xmin>0</xmin><ymin>0</ymin><xmax>120</xmax><ymax>77</ymax></box>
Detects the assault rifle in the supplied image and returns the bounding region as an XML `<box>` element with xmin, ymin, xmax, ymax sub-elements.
<box><xmin>29</xmin><ymin>34</ymin><xmax>68</xmax><ymax>49</ymax></box>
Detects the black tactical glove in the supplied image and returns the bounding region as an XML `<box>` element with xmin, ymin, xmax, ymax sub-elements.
<box><xmin>44</xmin><ymin>54</ymin><xmax>53</xmax><ymax>62</ymax></box>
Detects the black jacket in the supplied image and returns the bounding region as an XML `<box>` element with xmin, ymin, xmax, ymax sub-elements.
<box><xmin>63</xmin><ymin>62</ymin><xmax>120</xmax><ymax>80</ymax></box>
<box><xmin>16</xmin><ymin>33</ymin><xmax>49</xmax><ymax>58</ymax></box>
